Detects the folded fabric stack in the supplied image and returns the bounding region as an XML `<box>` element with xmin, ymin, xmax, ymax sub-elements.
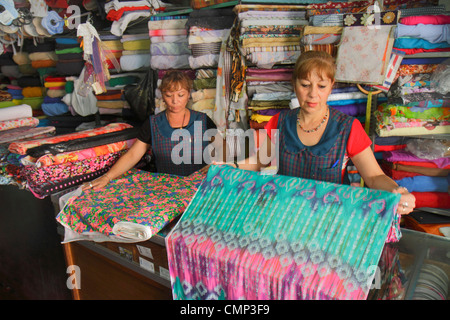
<box><xmin>238</xmin><ymin>7</ymin><xmax>306</xmax><ymax>69</ymax></box>
<box><xmin>100</xmin><ymin>72</ymin><xmax>144</xmax><ymax>116</ymax></box>
<box><xmin>393</xmin><ymin>14</ymin><xmax>450</xmax><ymax>56</ymax></box>
<box><xmin>12</xmin><ymin>51</ymin><xmax>36</xmax><ymax>77</ymax></box>
<box><xmin>56</xmin><ymin>168</ymin><xmax>205</xmax><ymax>243</ymax></box>
<box><xmin>191</xmin><ymin>69</ymin><xmax>217</xmax><ymax>119</ymax></box>
<box><xmin>41</xmin><ymin>76</ymin><xmax>69</xmax><ymax>116</ymax></box>
<box><xmin>54</xmin><ymin>37</ymin><xmax>84</xmax><ymax>76</ymax></box>
<box><xmin>120</xmin><ymin>33</ymin><xmax>151</xmax><ymax>71</ymax></box>
<box><xmin>166</xmin><ymin>165</ymin><xmax>401</xmax><ymax>300</ymax></box>
<box><xmin>101</xmin><ymin>34</ymin><xmax>123</xmax><ymax>72</ymax></box>
<box><xmin>187</xmin><ymin>8</ymin><xmax>234</xmax><ymax>70</ymax></box>
<box><xmin>1</xmin><ymin>51</ymin><xmax>22</xmax><ymax>80</ymax></box>
<box><xmin>381</xmin><ymin>144</ymin><xmax>450</xmax><ymax>208</ymax></box>
<box><xmin>16</xmin><ymin>75</ymin><xmax>45</xmax><ymax>116</ymax></box>
<box><xmin>246</xmin><ymin>67</ymin><xmax>293</xmax><ymax>130</ymax></box>
<box><xmin>149</xmin><ymin>14</ymin><xmax>191</xmax><ymax>70</ymax></box>
<box><xmin>8</xmin><ymin>122</ymin><xmax>137</xmax><ymax>198</ymax></box>
<box><xmin>105</xmin><ymin>0</ymin><xmax>157</xmax><ymax>37</ymax></box>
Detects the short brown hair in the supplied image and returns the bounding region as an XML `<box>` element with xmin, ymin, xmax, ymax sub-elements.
<box><xmin>160</xmin><ymin>70</ymin><xmax>193</xmax><ymax>93</ymax></box>
<box><xmin>293</xmin><ymin>51</ymin><xmax>336</xmax><ymax>83</ymax></box>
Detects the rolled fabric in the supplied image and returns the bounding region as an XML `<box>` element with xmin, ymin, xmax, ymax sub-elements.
<box><xmin>0</xmin><ymin>104</ymin><xmax>33</xmax><ymax>121</ymax></box>
<box><xmin>28</xmin><ymin>51</ymin><xmax>58</xmax><ymax>61</ymax></box>
<box><xmin>0</xmin><ymin>117</ymin><xmax>39</xmax><ymax>131</ymax></box>
<box><xmin>41</xmin><ymin>102</ymin><xmax>69</xmax><ymax>116</ymax></box>
<box><xmin>22</xmin><ymin>87</ymin><xmax>44</xmax><ymax>98</ymax></box>
<box><xmin>120</xmin><ymin>54</ymin><xmax>150</xmax><ymax>71</ymax></box>
<box><xmin>12</xmin><ymin>52</ymin><xmax>31</xmax><ymax>65</ymax></box>
<box><xmin>31</xmin><ymin>59</ymin><xmax>57</xmax><ymax>69</ymax></box>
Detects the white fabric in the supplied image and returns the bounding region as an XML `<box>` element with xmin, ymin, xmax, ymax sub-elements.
<box><xmin>0</xmin><ymin>104</ymin><xmax>33</xmax><ymax>121</ymax></box>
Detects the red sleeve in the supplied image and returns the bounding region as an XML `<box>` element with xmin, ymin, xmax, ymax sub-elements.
<box><xmin>347</xmin><ymin>119</ymin><xmax>372</xmax><ymax>157</ymax></box>
<box><xmin>264</xmin><ymin>113</ymin><xmax>280</xmax><ymax>141</ymax></box>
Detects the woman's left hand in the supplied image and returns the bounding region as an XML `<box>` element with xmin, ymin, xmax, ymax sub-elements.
<box><xmin>392</xmin><ymin>186</ymin><xmax>416</xmax><ymax>215</ymax></box>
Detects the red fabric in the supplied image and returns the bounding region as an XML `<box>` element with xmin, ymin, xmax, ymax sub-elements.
<box><xmin>265</xmin><ymin>114</ymin><xmax>371</xmax><ymax>158</ymax></box>
<box><xmin>106</xmin><ymin>6</ymin><xmax>150</xmax><ymax>21</ymax></box>
<box><xmin>399</xmin><ymin>15</ymin><xmax>450</xmax><ymax>25</ymax></box>
<box><xmin>374</xmin><ymin>144</ymin><xmax>406</xmax><ymax>152</ymax></box>
<box><xmin>394</xmin><ymin>47</ymin><xmax>450</xmax><ymax>55</ymax></box>
<box><xmin>412</xmin><ymin>192</ymin><xmax>450</xmax><ymax>209</ymax></box>
<box><xmin>394</xmin><ymin>161</ymin><xmax>450</xmax><ymax>169</ymax></box>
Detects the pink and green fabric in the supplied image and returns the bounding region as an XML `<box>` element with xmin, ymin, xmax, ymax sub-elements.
<box><xmin>166</xmin><ymin>165</ymin><xmax>401</xmax><ymax>300</ymax></box>
<box><xmin>57</xmin><ymin>169</ymin><xmax>205</xmax><ymax>238</ymax></box>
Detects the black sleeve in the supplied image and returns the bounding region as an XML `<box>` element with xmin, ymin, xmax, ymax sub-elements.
<box><xmin>136</xmin><ymin>118</ymin><xmax>152</xmax><ymax>144</ymax></box>
<box><xmin>206</xmin><ymin>116</ymin><xmax>217</xmax><ymax>130</ymax></box>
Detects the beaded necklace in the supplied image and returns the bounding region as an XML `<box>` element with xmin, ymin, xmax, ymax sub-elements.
<box><xmin>297</xmin><ymin>108</ymin><xmax>329</xmax><ymax>133</ymax></box>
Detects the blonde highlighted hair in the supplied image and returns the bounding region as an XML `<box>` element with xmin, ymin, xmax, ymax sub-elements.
<box><xmin>293</xmin><ymin>51</ymin><xmax>336</xmax><ymax>83</ymax></box>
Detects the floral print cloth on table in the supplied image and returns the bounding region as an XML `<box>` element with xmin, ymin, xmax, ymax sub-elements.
<box><xmin>56</xmin><ymin>169</ymin><xmax>205</xmax><ymax>242</ymax></box>
<box><xmin>166</xmin><ymin>165</ymin><xmax>401</xmax><ymax>300</ymax></box>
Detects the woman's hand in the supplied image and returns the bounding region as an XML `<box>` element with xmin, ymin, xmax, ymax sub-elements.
<box><xmin>392</xmin><ymin>186</ymin><xmax>416</xmax><ymax>215</ymax></box>
<box><xmin>81</xmin><ymin>174</ymin><xmax>112</xmax><ymax>191</ymax></box>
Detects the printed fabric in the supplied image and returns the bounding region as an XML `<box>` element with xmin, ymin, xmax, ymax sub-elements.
<box><xmin>166</xmin><ymin>165</ymin><xmax>401</xmax><ymax>300</ymax></box>
<box><xmin>336</xmin><ymin>25</ymin><xmax>395</xmax><ymax>85</ymax></box>
<box><xmin>57</xmin><ymin>169</ymin><xmax>205</xmax><ymax>241</ymax></box>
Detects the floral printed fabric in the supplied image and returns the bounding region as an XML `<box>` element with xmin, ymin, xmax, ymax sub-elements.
<box><xmin>22</xmin><ymin>151</ymin><xmax>125</xmax><ymax>199</ymax></box>
<box><xmin>57</xmin><ymin>169</ymin><xmax>205</xmax><ymax>241</ymax></box>
<box><xmin>336</xmin><ymin>25</ymin><xmax>395</xmax><ymax>85</ymax></box>
<box><xmin>166</xmin><ymin>165</ymin><xmax>401</xmax><ymax>300</ymax></box>
<box><xmin>0</xmin><ymin>117</ymin><xmax>39</xmax><ymax>131</ymax></box>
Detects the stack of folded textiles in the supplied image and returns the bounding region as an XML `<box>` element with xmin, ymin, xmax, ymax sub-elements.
<box><xmin>105</xmin><ymin>0</ymin><xmax>157</xmax><ymax>37</ymax></box>
<box><xmin>120</xmin><ymin>33</ymin><xmax>151</xmax><ymax>71</ymax></box>
<box><xmin>101</xmin><ymin>34</ymin><xmax>123</xmax><ymax>72</ymax></box>
<box><xmin>27</xmin><ymin>40</ymin><xmax>58</xmax><ymax>71</ymax></box>
<box><xmin>191</xmin><ymin>69</ymin><xmax>217</xmax><ymax>119</ymax></box>
<box><xmin>16</xmin><ymin>76</ymin><xmax>45</xmax><ymax>117</ymax></box>
<box><xmin>12</xmin><ymin>50</ymin><xmax>36</xmax><ymax>77</ymax></box>
<box><xmin>187</xmin><ymin>7</ymin><xmax>235</xmax><ymax>70</ymax></box>
<box><xmin>238</xmin><ymin>6</ymin><xmax>306</xmax><ymax>68</ymax></box>
<box><xmin>101</xmin><ymin>73</ymin><xmax>144</xmax><ymax>116</ymax></box>
<box><xmin>393</xmin><ymin>14</ymin><xmax>450</xmax><ymax>56</ymax></box>
<box><xmin>247</xmin><ymin>67</ymin><xmax>293</xmax><ymax>130</ymax></box>
<box><xmin>54</xmin><ymin>37</ymin><xmax>84</xmax><ymax>76</ymax></box>
<box><xmin>149</xmin><ymin>14</ymin><xmax>191</xmax><ymax>70</ymax></box>
<box><xmin>380</xmin><ymin>139</ymin><xmax>450</xmax><ymax>209</ymax></box>
<box><xmin>41</xmin><ymin>76</ymin><xmax>69</xmax><ymax>116</ymax></box>
<box><xmin>10</xmin><ymin>122</ymin><xmax>138</xmax><ymax>199</ymax></box>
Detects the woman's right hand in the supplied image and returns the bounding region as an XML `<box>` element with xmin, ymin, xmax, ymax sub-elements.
<box><xmin>81</xmin><ymin>174</ymin><xmax>112</xmax><ymax>191</ymax></box>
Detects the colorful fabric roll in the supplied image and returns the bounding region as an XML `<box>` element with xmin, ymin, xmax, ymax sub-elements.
<box><xmin>166</xmin><ymin>165</ymin><xmax>401</xmax><ymax>300</ymax></box>
<box><xmin>56</xmin><ymin>168</ymin><xmax>205</xmax><ymax>242</ymax></box>
<box><xmin>8</xmin><ymin>122</ymin><xmax>132</xmax><ymax>155</ymax></box>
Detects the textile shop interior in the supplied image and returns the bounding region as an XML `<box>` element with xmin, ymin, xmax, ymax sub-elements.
<box><xmin>0</xmin><ymin>0</ymin><xmax>449</xmax><ymax>301</ymax></box>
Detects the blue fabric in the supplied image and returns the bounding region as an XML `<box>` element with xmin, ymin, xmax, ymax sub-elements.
<box><xmin>395</xmin><ymin>175</ymin><xmax>449</xmax><ymax>193</ymax></box>
<box><xmin>394</xmin><ymin>37</ymin><xmax>450</xmax><ymax>49</ymax></box>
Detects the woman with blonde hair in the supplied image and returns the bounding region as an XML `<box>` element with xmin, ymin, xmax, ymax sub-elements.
<box><xmin>83</xmin><ymin>70</ymin><xmax>218</xmax><ymax>190</ymax></box>
<box><xmin>234</xmin><ymin>51</ymin><xmax>415</xmax><ymax>215</ymax></box>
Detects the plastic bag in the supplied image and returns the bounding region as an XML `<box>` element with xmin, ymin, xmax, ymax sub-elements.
<box><xmin>430</xmin><ymin>59</ymin><xmax>450</xmax><ymax>95</ymax></box>
<box><xmin>123</xmin><ymin>68</ymin><xmax>158</xmax><ymax>122</ymax></box>
<box><xmin>406</xmin><ymin>138</ymin><xmax>450</xmax><ymax>160</ymax></box>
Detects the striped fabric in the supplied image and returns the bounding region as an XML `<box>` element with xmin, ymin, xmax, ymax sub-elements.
<box><xmin>166</xmin><ymin>165</ymin><xmax>401</xmax><ymax>300</ymax></box>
